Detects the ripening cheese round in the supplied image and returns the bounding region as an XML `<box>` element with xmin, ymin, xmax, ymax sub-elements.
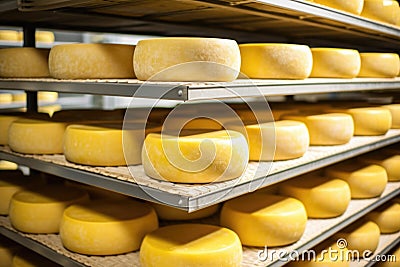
<box><xmin>0</xmin><ymin>48</ymin><xmax>50</xmax><ymax>78</ymax></box>
<box><xmin>312</xmin><ymin>0</ymin><xmax>364</xmax><ymax>14</ymax></box>
<box><xmin>382</xmin><ymin>104</ymin><xmax>400</xmax><ymax>128</ymax></box>
<box><xmin>8</xmin><ymin>119</ymin><xmax>67</xmax><ymax>154</ymax></box>
<box><xmin>361</xmin><ymin>0</ymin><xmax>399</xmax><ymax>25</ymax></box>
<box><xmin>0</xmin><ymin>30</ymin><xmax>19</xmax><ymax>41</ymax></box>
<box><xmin>325</xmin><ymin>162</ymin><xmax>387</xmax><ymax>198</ymax></box>
<box><xmin>281</xmin><ymin>112</ymin><xmax>354</xmax><ymax>145</ymax></box>
<box><xmin>0</xmin><ymin>160</ymin><xmax>18</xmax><ymax>170</ymax></box>
<box><xmin>0</xmin><ymin>94</ymin><xmax>12</xmax><ymax>104</ymax></box>
<box><xmin>9</xmin><ymin>185</ymin><xmax>88</xmax><ymax>234</ymax></box>
<box><xmin>60</xmin><ymin>199</ymin><xmax>158</xmax><ymax>255</ymax></box>
<box><xmin>239</xmin><ymin>43</ymin><xmax>313</xmax><ymax>79</ymax></box>
<box><xmin>140</xmin><ymin>224</ymin><xmax>242</xmax><ymax>267</ymax></box>
<box><xmin>0</xmin><ymin>173</ymin><xmax>33</xmax><ymax>215</ymax></box>
<box><xmin>142</xmin><ymin>130</ymin><xmax>248</xmax><ymax>183</ymax></box>
<box><xmin>35</xmin><ymin>31</ymin><xmax>54</xmax><ymax>43</ymax></box>
<box><xmin>49</xmin><ymin>43</ymin><xmax>135</xmax><ymax>79</ymax></box>
<box><xmin>134</xmin><ymin>37</ymin><xmax>240</xmax><ymax>81</ymax></box>
<box><xmin>366</xmin><ymin>202</ymin><xmax>400</xmax><ymax>233</ymax></box>
<box><xmin>375</xmin><ymin>246</ymin><xmax>400</xmax><ymax>266</ymax></box>
<box><xmin>220</xmin><ymin>194</ymin><xmax>307</xmax><ymax>247</ymax></box>
<box><xmin>12</xmin><ymin>250</ymin><xmax>58</xmax><ymax>267</ymax></box>
<box><xmin>152</xmin><ymin>203</ymin><xmax>219</xmax><ymax>220</ymax></box>
<box><xmin>310</xmin><ymin>48</ymin><xmax>361</xmax><ymax>78</ymax></box>
<box><xmin>0</xmin><ymin>115</ymin><xmax>19</xmax><ymax>145</ymax></box>
<box><xmin>279</xmin><ymin>174</ymin><xmax>351</xmax><ymax>218</ymax></box>
<box><xmin>359</xmin><ymin>151</ymin><xmax>400</xmax><ymax>181</ymax></box>
<box><xmin>358</xmin><ymin>53</ymin><xmax>400</xmax><ymax>78</ymax></box>
<box><xmin>0</xmin><ymin>235</ymin><xmax>19</xmax><ymax>267</ymax></box>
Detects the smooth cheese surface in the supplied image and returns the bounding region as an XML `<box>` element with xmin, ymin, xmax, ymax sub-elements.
<box><xmin>9</xmin><ymin>185</ymin><xmax>88</xmax><ymax>234</ymax></box>
<box><xmin>60</xmin><ymin>199</ymin><xmax>158</xmax><ymax>255</ymax></box>
<box><xmin>12</xmin><ymin>251</ymin><xmax>58</xmax><ymax>267</ymax></box>
<box><xmin>140</xmin><ymin>224</ymin><xmax>242</xmax><ymax>267</ymax></box>
<box><xmin>310</xmin><ymin>48</ymin><xmax>361</xmax><ymax>78</ymax></box>
<box><xmin>8</xmin><ymin>119</ymin><xmax>67</xmax><ymax>154</ymax></box>
<box><xmin>359</xmin><ymin>151</ymin><xmax>400</xmax><ymax>181</ymax></box>
<box><xmin>239</xmin><ymin>43</ymin><xmax>313</xmax><ymax>79</ymax></box>
<box><xmin>35</xmin><ymin>31</ymin><xmax>54</xmax><ymax>43</ymax></box>
<box><xmin>0</xmin><ymin>30</ymin><xmax>19</xmax><ymax>41</ymax></box>
<box><xmin>0</xmin><ymin>115</ymin><xmax>20</xmax><ymax>145</ymax></box>
<box><xmin>142</xmin><ymin>130</ymin><xmax>248</xmax><ymax>183</ymax></box>
<box><xmin>325</xmin><ymin>162</ymin><xmax>387</xmax><ymax>198</ymax></box>
<box><xmin>220</xmin><ymin>194</ymin><xmax>307</xmax><ymax>247</ymax></box>
<box><xmin>152</xmin><ymin>203</ymin><xmax>219</xmax><ymax>220</ymax></box>
<box><xmin>49</xmin><ymin>43</ymin><xmax>135</xmax><ymax>79</ymax></box>
<box><xmin>358</xmin><ymin>53</ymin><xmax>400</xmax><ymax>78</ymax></box>
<box><xmin>134</xmin><ymin>37</ymin><xmax>240</xmax><ymax>81</ymax></box>
<box><xmin>281</xmin><ymin>112</ymin><xmax>354</xmax><ymax>145</ymax></box>
<box><xmin>313</xmin><ymin>0</ymin><xmax>364</xmax><ymax>14</ymax></box>
<box><xmin>382</xmin><ymin>104</ymin><xmax>400</xmax><ymax>128</ymax></box>
<box><xmin>0</xmin><ymin>94</ymin><xmax>12</xmax><ymax>104</ymax></box>
<box><xmin>279</xmin><ymin>174</ymin><xmax>351</xmax><ymax>218</ymax></box>
<box><xmin>0</xmin><ymin>48</ymin><xmax>50</xmax><ymax>78</ymax></box>
<box><xmin>0</xmin><ymin>160</ymin><xmax>18</xmax><ymax>170</ymax></box>
<box><xmin>366</xmin><ymin>202</ymin><xmax>400</xmax><ymax>233</ymax></box>
<box><xmin>361</xmin><ymin>0</ymin><xmax>399</xmax><ymax>25</ymax></box>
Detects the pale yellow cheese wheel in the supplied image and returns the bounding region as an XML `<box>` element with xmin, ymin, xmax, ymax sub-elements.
<box><xmin>152</xmin><ymin>203</ymin><xmax>219</xmax><ymax>220</ymax></box>
<box><xmin>0</xmin><ymin>94</ymin><xmax>12</xmax><ymax>104</ymax></box>
<box><xmin>359</xmin><ymin>151</ymin><xmax>400</xmax><ymax>181</ymax></box>
<box><xmin>358</xmin><ymin>53</ymin><xmax>400</xmax><ymax>78</ymax></box>
<box><xmin>281</xmin><ymin>112</ymin><xmax>354</xmax><ymax>145</ymax></box>
<box><xmin>60</xmin><ymin>199</ymin><xmax>158</xmax><ymax>255</ymax></box>
<box><xmin>35</xmin><ymin>31</ymin><xmax>54</xmax><ymax>43</ymax></box>
<box><xmin>312</xmin><ymin>0</ymin><xmax>364</xmax><ymax>14</ymax></box>
<box><xmin>8</xmin><ymin>119</ymin><xmax>67</xmax><ymax>154</ymax></box>
<box><xmin>220</xmin><ymin>194</ymin><xmax>307</xmax><ymax>247</ymax></box>
<box><xmin>0</xmin><ymin>48</ymin><xmax>50</xmax><ymax>78</ymax></box>
<box><xmin>49</xmin><ymin>43</ymin><xmax>135</xmax><ymax>79</ymax></box>
<box><xmin>279</xmin><ymin>174</ymin><xmax>351</xmax><ymax>218</ymax></box>
<box><xmin>142</xmin><ymin>130</ymin><xmax>248</xmax><ymax>183</ymax></box>
<box><xmin>310</xmin><ymin>48</ymin><xmax>361</xmax><ymax>78</ymax></box>
<box><xmin>239</xmin><ymin>43</ymin><xmax>313</xmax><ymax>79</ymax></box>
<box><xmin>140</xmin><ymin>224</ymin><xmax>242</xmax><ymax>267</ymax></box>
<box><xmin>366</xmin><ymin>202</ymin><xmax>400</xmax><ymax>233</ymax></box>
<box><xmin>0</xmin><ymin>160</ymin><xmax>18</xmax><ymax>170</ymax></box>
<box><xmin>0</xmin><ymin>115</ymin><xmax>19</xmax><ymax>145</ymax></box>
<box><xmin>134</xmin><ymin>37</ymin><xmax>240</xmax><ymax>81</ymax></box>
<box><xmin>324</xmin><ymin>162</ymin><xmax>388</xmax><ymax>198</ymax></box>
<box><xmin>375</xmin><ymin>246</ymin><xmax>400</xmax><ymax>266</ymax></box>
<box><xmin>0</xmin><ymin>235</ymin><xmax>19</xmax><ymax>267</ymax></box>
<box><xmin>361</xmin><ymin>0</ymin><xmax>399</xmax><ymax>25</ymax></box>
<box><xmin>9</xmin><ymin>185</ymin><xmax>88</xmax><ymax>233</ymax></box>
<box><xmin>0</xmin><ymin>30</ymin><xmax>19</xmax><ymax>41</ymax></box>
<box><xmin>382</xmin><ymin>104</ymin><xmax>400</xmax><ymax>128</ymax></box>
<box><xmin>12</xmin><ymin>250</ymin><xmax>58</xmax><ymax>267</ymax></box>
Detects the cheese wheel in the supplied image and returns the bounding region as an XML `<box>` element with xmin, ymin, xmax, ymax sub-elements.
<box><xmin>221</xmin><ymin>194</ymin><xmax>307</xmax><ymax>247</ymax></box>
<box><xmin>134</xmin><ymin>37</ymin><xmax>240</xmax><ymax>81</ymax></box>
<box><xmin>382</xmin><ymin>104</ymin><xmax>400</xmax><ymax>128</ymax></box>
<box><xmin>0</xmin><ymin>236</ymin><xmax>19</xmax><ymax>267</ymax></box>
<box><xmin>140</xmin><ymin>224</ymin><xmax>242</xmax><ymax>267</ymax></box>
<box><xmin>9</xmin><ymin>185</ymin><xmax>88</xmax><ymax>233</ymax></box>
<box><xmin>35</xmin><ymin>31</ymin><xmax>54</xmax><ymax>43</ymax></box>
<box><xmin>0</xmin><ymin>115</ymin><xmax>19</xmax><ymax>145</ymax></box>
<box><xmin>375</xmin><ymin>246</ymin><xmax>400</xmax><ymax>266</ymax></box>
<box><xmin>0</xmin><ymin>30</ymin><xmax>19</xmax><ymax>41</ymax></box>
<box><xmin>239</xmin><ymin>43</ymin><xmax>313</xmax><ymax>79</ymax></box>
<box><xmin>358</xmin><ymin>53</ymin><xmax>400</xmax><ymax>78</ymax></box>
<box><xmin>366</xmin><ymin>202</ymin><xmax>400</xmax><ymax>233</ymax></box>
<box><xmin>359</xmin><ymin>151</ymin><xmax>400</xmax><ymax>181</ymax></box>
<box><xmin>60</xmin><ymin>199</ymin><xmax>158</xmax><ymax>255</ymax></box>
<box><xmin>361</xmin><ymin>0</ymin><xmax>399</xmax><ymax>25</ymax></box>
<box><xmin>49</xmin><ymin>43</ymin><xmax>135</xmax><ymax>79</ymax></box>
<box><xmin>325</xmin><ymin>162</ymin><xmax>387</xmax><ymax>198</ymax></box>
<box><xmin>0</xmin><ymin>172</ymin><xmax>33</xmax><ymax>215</ymax></box>
<box><xmin>0</xmin><ymin>94</ymin><xmax>12</xmax><ymax>104</ymax></box>
<box><xmin>312</xmin><ymin>0</ymin><xmax>364</xmax><ymax>14</ymax></box>
<box><xmin>152</xmin><ymin>203</ymin><xmax>219</xmax><ymax>220</ymax></box>
<box><xmin>0</xmin><ymin>160</ymin><xmax>18</xmax><ymax>170</ymax></box>
<box><xmin>310</xmin><ymin>48</ymin><xmax>361</xmax><ymax>78</ymax></box>
<box><xmin>8</xmin><ymin>119</ymin><xmax>67</xmax><ymax>154</ymax></box>
<box><xmin>142</xmin><ymin>130</ymin><xmax>248</xmax><ymax>183</ymax></box>
<box><xmin>0</xmin><ymin>48</ymin><xmax>50</xmax><ymax>78</ymax></box>
<box><xmin>279</xmin><ymin>174</ymin><xmax>351</xmax><ymax>218</ymax></box>
<box><xmin>281</xmin><ymin>112</ymin><xmax>354</xmax><ymax>145</ymax></box>
<box><xmin>12</xmin><ymin>250</ymin><xmax>58</xmax><ymax>267</ymax></box>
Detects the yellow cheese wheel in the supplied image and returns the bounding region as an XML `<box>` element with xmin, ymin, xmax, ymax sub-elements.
<box><xmin>279</xmin><ymin>174</ymin><xmax>351</xmax><ymax>218</ymax></box>
<box><xmin>312</xmin><ymin>0</ymin><xmax>364</xmax><ymax>14</ymax></box>
<box><xmin>134</xmin><ymin>37</ymin><xmax>240</xmax><ymax>81</ymax></box>
<box><xmin>361</xmin><ymin>0</ymin><xmax>399</xmax><ymax>25</ymax></box>
<box><xmin>375</xmin><ymin>246</ymin><xmax>400</xmax><ymax>266</ymax></box>
<box><xmin>0</xmin><ymin>94</ymin><xmax>12</xmax><ymax>104</ymax></box>
<box><xmin>60</xmin><ymin>199</ymin><xmax>158</xmax><ymax>255</ymax></box>
<box><xmin>11</xmin><ymin>93</ymin><xmax>25</xmax><ymax>103</ymax></box>
<box><xmin>359</xmin><ymin>151</ymin><xmax>400</xmax><ymax>181</ymax></box>
<box><xmin>324</xmin><ymin>162</ymin><xmax>388</xmax><ymax>199</ymax></box>
<box><xmin>8</xmin><ymin>119</ymin><xmax>67</xmax><ymax>154</ymax></box>
<box><xmin>310</xmin><ymin>48</ymin><xmax>361</xmax><ymax>78</ymax></box>
<box><xmin>220</xmin><ymin>194</ymin><xmax>307</xmax><ymax>247</ymax></box>
<box><xmin>142</xmin><ymin>130</ymin><xmax>248</xmax><ymax>183</ymax></box>
<box><xmin>9</xmin><ymin>185</ymin><xmax>88</xmax><ymax>233</ymax></box>
<box><xmin>239</xmin><ymin>43</ymin><xmax>313</xmax><ymax>79</ymax></box>
<box><xmin>0</xmin><ymin>236</ymin><xmax>19</xmax><ymax>267</ymax></box>
<box><xmin>0</xmin><ymin>160</ymin><xmax>18</xmax><ymax>170</ymax></box>
<box><xmin>12</xmin><ymin>250</ymin><xmax>58</xmax><ymax>267</ymax></box>
<box><xmin>13</xmin><ymin>92</ymin><xmax>58</xmax><ymax>103</ymax></box>
<box><xmin>0</xmin><ymin>48</ymin><xmax>50</xmax><ymax>78</ymax></box>
<box><xmin>382</xmin><ymin>104</ymin><xmax>400</xmax><ymax>128</ymax></box>
<box><xmin>0</xmin><ymin>172</ymin><xmax>33</xmax><ymax>215</ymax></box>
<box><xmin>152</xmin><ymin>203</ymin><xmax>219</xmax><ymax>220</ymax></box>
<box><xmin>358</xmin><ymin>53</ymin><xmax>400</xmax><ymax>78</ymax></box>
<box><xmin>35</xmin><ymin>31</ymin><xmax>54</xmax><ymax>43</ymax></box>
<box><xmin>49</xmin><ymin>43</ymin><xmax>135</xmax><ymax>79</ymax></box>
<box><xmin>367</xmin><ymin>202</ymin><xmax>400</xmax><ymax>233</ymax></box>
<box><xmin>0</xmin><ymin>30</ymin><xmax>19</xmax><ymax>41</ymax></box>
<box><xmin>140</xmin><ymin>224</ymin><xmax>242</xmax><ymax>267</ymax></box>
<box><xmin>0</xmin><ymin>115</ymin><xmax>20</xmax><ymax>145</ymax></box>
<box><xmin>281</xmin><ymin>112</ymin><xmax>354</xmax><ymax>145</ymax></box>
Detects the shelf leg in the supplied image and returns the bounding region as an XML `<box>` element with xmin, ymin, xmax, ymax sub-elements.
<box><xmin>23</xmin><ymin>25</ymin><xmax>38</xmax><ymax>113</ymax></box>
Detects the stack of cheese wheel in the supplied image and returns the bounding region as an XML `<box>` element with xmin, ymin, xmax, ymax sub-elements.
<box><xmin>310</xmin><ymin>48</ymin><xmax>361</xmax><ymax>78</ymax></box>
<box><xmin>0</xmin><ymin>30</ymin><xmax>19</xmax><ymax>41</ymax></box>
<box><xmin>9</xmin><ymin>184</ymin><xmax>88</xmax><ymax>233</ymax></box>
<box><xmin>312</xmin><ymin>0</ymin><xmax>364</xmax><ymax>14</ymax></box>
<box><xmin>361</xmin><ymin>0</ymin><xmax>399</xmax><ymax>25</ymax></box>
<box><xmin>60</xmin><ymin>199</ymin><xmax>158</xmax><ymax>255</ymax></box>
<box><xmin>49</xmin><ymin>43</ymin><xmax>135</xmax><ymax>79</ymax></box>
<box><xmin>152</xmin><ymin>203</ymin><xmax>219</xmax><ymax>220</ymax></box>
<box><xmin>220</xmin><ymin>193</ymin><xmax>307</xmax><ymax>246</ymax></box>
<box><xmin>359</xmin><ymin>150</ymin><xmax>400</xmax><ymax>181</ymax></box>
<box><xmin>140</xmin><ymin>224</ymin><xmax>242</xmax><ymax>267</ymax></box>
<box><xmin>0</xmin><ymin>93</ymin><xmax>12</xmax><ymax>104</ymax></box>
<box><xmin>280</xmin><ymin>111</ymin><xmax>354</xmax><ymax>145</ymax></box>
<box><xmin>134</xmin><ymin>37</ymin><xmax>241</xmax><ymax>81</ymax></box>
<box><xmin>0</xmin><ymin>235</ymin><xmax>20</xmax><ymax>267</ymax></box>
<box><xmin>366</xmin><ymin>201</ymin><xmax>400</xmax><ymax>233</ymax></box>
<box><xmin>0</xmin><ymin>48</ymin><xmax>50</xmax><ymax>77</ymax></box>
<box><xmin>279</xmin><ymin>172</ymin><xmax>351</xmax><ymax>218</ymax></box>
<box><xmin>12</xmin><ymin>250</ymin><xmax>58</xmax><ymax>267</ymax></box>
<box><xmin>324</xmin><ymin>161</ymin><xmax>388</xmax><ymax>198</ymax></box>
<box><xmin>142</xmin><ymin>130</ymin><xmax>248</xmax><ymax>183</ymax></box>
<box><xmin>239</xmin><ymin>43</ymin><xmax>313</xmax><ymax>79</ymax></box>
<box><xmin>358</xmin><ymin>53</ymin><xmax>400</xmax><ymax>78</ymax></box>
<box><xmin>382</xmin><ymin>104</ymin><xmax>400</xmax><ymax>128</ymax></box>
